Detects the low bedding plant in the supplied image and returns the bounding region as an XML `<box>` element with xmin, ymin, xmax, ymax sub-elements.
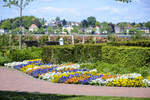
<box><xmin>5</xmin><ymin>59</ymin><xmax>150</xmax><ymax>87</ymax></box>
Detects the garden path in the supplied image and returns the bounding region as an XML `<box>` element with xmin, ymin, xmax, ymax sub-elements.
<box><xmin>0</xmin><ymin>67</ymin><xmax>150</xmax><ymax>98</ymax></box>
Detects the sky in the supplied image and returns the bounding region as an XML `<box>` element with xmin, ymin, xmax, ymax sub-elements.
<box><xmin>0</xmin><ymin>0</ymin><xmax>150</xmax><ymax>23</ymax></box>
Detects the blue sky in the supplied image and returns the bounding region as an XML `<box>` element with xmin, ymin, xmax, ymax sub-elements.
<box><xmin>0</xmin><ymin>0</ymin><xmax>150</xmax><ymax>23</ymax></box>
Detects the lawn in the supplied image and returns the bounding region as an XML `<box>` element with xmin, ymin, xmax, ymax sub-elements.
<box><xmin>0</xmin><ymin>91</ymin><xmax>149</xmax><ymax>100</ymax></box>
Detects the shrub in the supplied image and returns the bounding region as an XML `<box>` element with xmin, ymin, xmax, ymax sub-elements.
<box><xmin>42</xmin><ymin>45</ymin><xmax>74</xmax><ymax>64</ymax></box>
<box><xmin>107</xmin><ymin>40</ymin><xmax>150</xmax><ymax>47</ymax></box>
<box><xmin>73</xmin><ymin>44</ymin><xmax>102</xmax><ymax>63</ymax></box>
<box><xmin>8</xmin><ymin>47</ymin><xmax>42</xmax><ymax>62</ymax></box>
<box><xmin>0</xmin><ymin>51</ymin><xmax>11</xmax><ymax>66</ymax></box>
<box><xmin>42</xmin><ymin>44</ymin><xmax>102</xmax><ymax>64</ymax></box>
<box><xmin>80</xmin><ymin>61</ymin><xmax>150</xmax><ymax>77</ymax></box>
<box><xmin>102</xmin><ymin>46</ymin><xmax>150</xmax><ymax>67</ymax></box>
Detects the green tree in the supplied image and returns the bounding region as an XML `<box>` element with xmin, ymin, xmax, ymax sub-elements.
<box><xmin>2</xmin><ymin>0</ymin><xmax>34</xmax><ymax>49</ymax></box>
<box><xmin>95</xmin><ymin>21</ymin><xmax>100</xmax><ymax>26</ymax></box>
<box><xmin>62</xmin><ymin>19</ymin><xmax>67</xmax><ymax>26</ymax></box>
<box><xmin>145</xmin><ymin>22</ymin><xmax>150</xmax><ymax>32</ymax></box>
<box><xmin>0</xmin><ymin>20</ymin><xmax>11</xmax><ymax>30</ymax></box>
<box><xmin>101</xmin><ymin>22</ymin><xmax>113</xmax><ymax>34</ymax></box>
<box><xmin>55</xmin><ymin>17</ymin><xmax>60</xmax><ymax>22</ymax></box>
<box><xmin>81</xmin><ymin>19</ymin><xmax>88</xmax><ymax>28</ymax></box>
<box><xmin>87</xmin><ymin>16</ymin><xmax>96</xmax><ymax>27</ymax></box>
<box><xmin>48</xmin><ymin>27</ymin><xmax>54</xmax><ymax>34</ymax></box>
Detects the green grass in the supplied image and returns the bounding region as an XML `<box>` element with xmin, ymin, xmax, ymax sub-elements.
<box><xmin>0</xmin><ymin>91</ymin><xmax>149</xmax><ymax>100</ymax></box>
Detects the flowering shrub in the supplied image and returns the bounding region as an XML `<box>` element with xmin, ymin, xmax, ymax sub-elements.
<box><xmin>5</xmin><ymin>59</ymin><xmax>150</xmax><ymax>87</ymax></box>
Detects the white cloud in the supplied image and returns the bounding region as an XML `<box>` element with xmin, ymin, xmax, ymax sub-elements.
<box><xmin>39</xmin><ymin>6</ymin><xmax>81</xmax><ymax>16</ymax></box>
<box><xmin>94</xmin><ymin>6</ymin><xmax>121</xmax><ymax>14</ymax></box>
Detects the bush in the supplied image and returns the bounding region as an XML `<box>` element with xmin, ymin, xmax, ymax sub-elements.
<box><xmin>42</xmin><ymin>45</ymin><xmax>74</xmax><ymax>64</ymax></box>
<box><xmin>8</xmin><ymin>47</ymin><xmax>42</xmax><ymax>62</ymax></box>
<box><xmin>80</xmin><ymin>61</ymin><xmax>150</xmax><ymax>77</ymax></box>
<box><xmin>42</xmin><ymin>44</ymin><xmax>102</xmax><ymax>64</ymax></box>
<box><xmin>0</xmin><ymin>51</ymin><xmax>11</xmax><ymax>66</ymax></box>
<box><xmin>102</xmin><ymin>46</ymin><xmax>150</xmax><ymax>67</ymax></box>
<box><xmin>73</xmin><ymin>44</ymin><xmax>101</xmax><ymax>63</ymax></box>
<box><xmin>108</xmin><ymin>40</ymin><xmax>150</xmax><ymax>47</ymax></box>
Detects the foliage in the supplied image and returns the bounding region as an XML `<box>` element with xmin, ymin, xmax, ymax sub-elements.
<box><xmin>42</xmin><ymin>45</ymin><xmax>74</xmax><ymax>64</ymax></box>
<box><xmin>0</xmin><ymin>16</ymin><xmax>42</xmax><ymax>30</ymax></box>
<box><xmin>108</xmin><ymin>40</ymin><xmax>150</xmax><ymax>47</ymax></box>
<box><xmin>102</xmin><ymin>46</ymin><xmax>150</xmax><ymax>68</ymax></box>
<box><xmin>101</xmin><ymin>22</ymin><xmax>113</xmax><ymax>33</ymax></box>
<box><xmin>8</xmin><ymin>47</ymin><xmax>42</xmax><ymax>61</ymax></box>
<box><xmin>81</xmin><ymin>20</ymin><xmax>88</xmax><ymax>28</ymax></box>
<box><xmin>87</xmin><ymin>16</ymin><xmax>96</xmax><ymax>27</ymax></box>
<box><xmin>42</xmin><ymin>44</ymin><xmax>102</xmax><ymax>64</ymax></box>
<box><xmin>0</xmin><ymin>20</ymin><xmax>11</xmax><ymax>30</ymax></box>
<box><xmin>145</xmin><ymin>21</ymin><xmax>150</xmax><ymax>31</ymax></box>
<box><xmin>0</xmin><ymin>51</ymin><xmax>11</xmax><ymax>65</ymax></box>
<box><xmin>80</xmin><ymin>62</ymin><xmax>150</xmax><ymax>77</ymax></box>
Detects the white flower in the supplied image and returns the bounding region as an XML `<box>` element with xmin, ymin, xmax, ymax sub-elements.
<box><xmin>142</xmin><ymin>79</ymin><xmax>150</xmax><ymax>87</ymax></box>
<box><xmin>89</xmin><ymin>69</ymin><xmax>97</xmax><ymax>72</ymax></box>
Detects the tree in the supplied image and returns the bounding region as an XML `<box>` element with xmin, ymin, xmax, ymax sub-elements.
<box><xmin>0</xmin><ymin>20</ymin><xmax>11</xmax><ymax>30</ymax></box>
<box><xmin>48</xmin><ymin>27</ymin><xmax>53</xmax><ymax>34</ymax></box>
<box><xmin>101</xmin><ymin>22</ymin><xmax>113</xmax><ymax>34</ymax></box>
<box><xmin>87</xmin><ymin>16</ymin><xmax>96</xmax><ymax>27</ymax></box>
<box><xmin>145</xmin><ymin>22</ymin><xmax>150</xmax><ymax>32</ymax></box>
<box><xmin>118</xmin><ymin>22</ymin><xmax>128</xmax><ymax>33</ymax></box>
<box><xmin>62</xmin><ymin>19</ymin><xmax>67</xmax><ymax>26</ymax></box>
<box><xmin>95</xmin><ymin>21</ymin><xmax>100</xmax><ymax>26</ymax></box>
<box><xmin>2</xmin><ymin>0</ymin><xmax>34</xmax><ymax>49</ymax></box>
<box><xmin>81</xmin><ymin>20</ymin><xmax>88</xmax><ymax>28</ymax></box>
<box><xmin>55</xmin><ymin>17</ymin><xmax>60</xmax><ymax>22</ymax></box>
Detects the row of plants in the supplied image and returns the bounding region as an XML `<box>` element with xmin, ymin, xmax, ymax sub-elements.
<box><xmin>0</xmin><ymin>34</ymin><xmax>107</xmax><ymax>47</ymax></box>
<box><xmin>42</xmin><ymin>44</ymin><xmax>150</xmax><ymax>67</ymax></box>
<box><xmin>4</xmin><ymin>59</ymin><xmax>150</xmax><ymax>87</ymax></box>
<box><xmin>108</xmin><ymin>40</ymin><xmax>150</xmax><ymax>47</ymax></box>
<box><xmin>42</xmin><ymin>44</ymin><xmax>102</xmax><ymax>64</ymax></box>
<box><xmin>0</xmin><ymin>47</ymin><xmax>42</xmax><ymax>66</ymax></box>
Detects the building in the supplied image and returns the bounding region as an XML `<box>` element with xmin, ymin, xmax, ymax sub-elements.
<box><xmin>29</xmin><ymin>24</ymin><xmax>39</xmax><ymax>32</ymax></box>
<box><xmin>95</xmin><ymin>26</ymin><xmax>100</xmax><ymax>34</ymax></box>
<box><xmin>141</xmin><ymin>27</ymin><xmax>149</xmax><ymax>33</ymax></box>
<box><xmin>62</xmin><ymin>25</ymin><xmax>73</xmax><ymax>34</ymax></box>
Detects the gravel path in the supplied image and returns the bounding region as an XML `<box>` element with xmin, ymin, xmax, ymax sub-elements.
<box><xmin>0</xmin><ymin>67</ymin><xmax>150</xmax><ymax>98</ymax></box>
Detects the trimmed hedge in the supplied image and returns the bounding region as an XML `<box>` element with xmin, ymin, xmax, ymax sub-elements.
<box><xmin>102</xmin><ymin>46</ymin><xmax>150</xmax><ymax>67</ymax></box>
<box><xmin>8</xmin><ymin>47</ymin><xmax>42</xmax><ymax>62</ymax></box>
<box><xmin>42</xmin><ymin>44</ymin><xmax>150</xmax><ymax>69</ymax></box>
<box><xmin>42</xmin><ymin>45</ymin><xmax>74</xmax><ymax>64</ymax></box>
<box><xmin>42</xmin><ymin>44</ymin><xmax>102</xmax><ymax>64</ymax></box>
<box><xmin>107</xmin><ymin>40</ymin><xmax>150</xmax><ymax>47</ymax></box>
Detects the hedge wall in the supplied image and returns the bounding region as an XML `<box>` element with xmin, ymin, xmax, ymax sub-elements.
<box><xmin>107</xmin><ymin>40</ymin><xmax>150</xmax><ymax>47</ymax></box>
<box><xmin>42</xmin><ymin>44</ymin><xmax>150</xmax><ymax>67</ymax></box>
<box><xmin>42</xmin><ymin>44</ymin><xmax>102</xmax><ymax>64</ymax></box>
<box><xmin>102</xmin><ymin>46</ymin><xmax>150</xmax><ymax>67</ymax></box>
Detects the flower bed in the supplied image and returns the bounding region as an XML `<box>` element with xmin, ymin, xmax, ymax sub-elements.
<box><xmin>5</xmin><ymin>59</ymin><xmax>150</xmax><ymax>87</ymax></box>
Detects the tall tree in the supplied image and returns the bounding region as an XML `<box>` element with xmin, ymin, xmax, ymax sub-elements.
<box><xmin>62</xmin><ymin>19</ymin><xmax>67</xmax><ymax>26</ymax></box>
<box><xmin>87</xmin><ymin>16</ymin><xmax>96</xmax><ymax>27</ymax></box>
<box><xmin>81</xmin><ymin>19</ymin><xmax>88</xmax><ymax>28</ymax></box>
<box><xmin>145</xmin><ymin>22</ymin><xmax>150</xmax><ymax>32</ymax></box>
<box><xmin>55</xmin><ymin>17</ymin><xmax>60</xmax><ymax>22</ymax></box>
<box><xmin>2</xmin><ymin>0</ymin><xmax>34</xmax><ymax>49</ymax></box>
<box><xmin>0</xmin><ymin>20</ymin><xmax>11</xmax><ymax>30</ymax></box>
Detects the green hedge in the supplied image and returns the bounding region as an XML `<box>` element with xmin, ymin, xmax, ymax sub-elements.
<box><xmin>102</xmin><ymin>46</ymin><xmax>150</xmax><ymax>67</ymax></box>
<box><xmin>8</xmin><ymin>47</ymin><xmax>42</xmax><ymax>62</ymax></box>
<box><xmin>107</xmin><ymin>40</ymin><xmax>150</xmax><ymax>47</ymax></box>
<box><xmin>42</xmin><ymin>44</ymin><xmax>102</xmax><ymax>64</ymax></box>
